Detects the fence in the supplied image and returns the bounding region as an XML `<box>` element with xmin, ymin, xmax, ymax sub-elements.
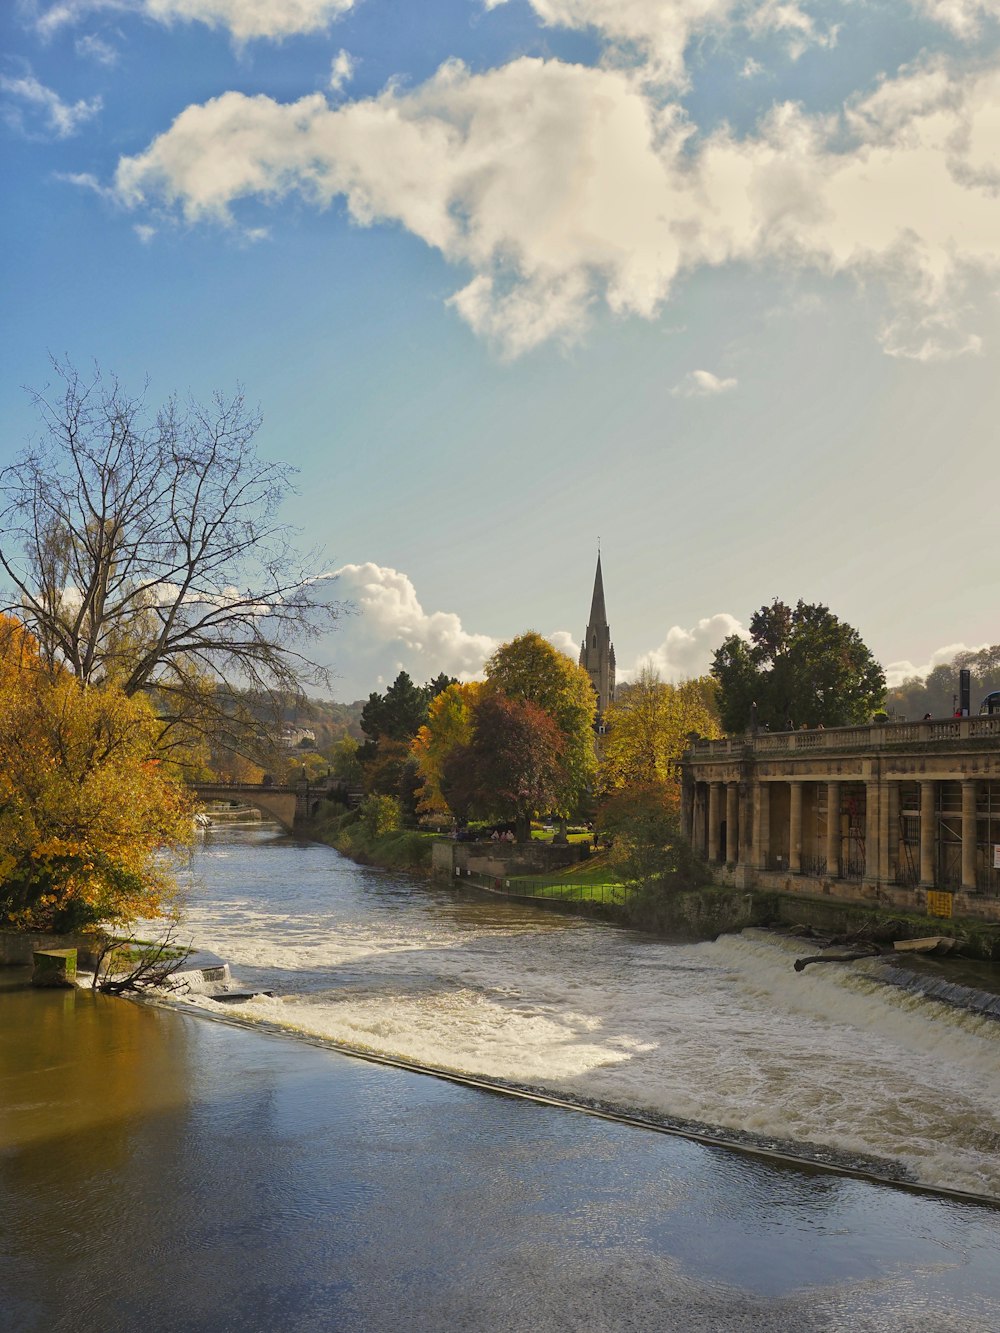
<box><xmin>456</xmin><ymin>867</ymin><xmax>634</xmax><ymax>907</ymax></box>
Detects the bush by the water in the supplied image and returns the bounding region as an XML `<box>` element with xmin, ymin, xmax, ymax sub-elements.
<box><xmin>311</xmin><ymin>806</ymin><xmax>434</xmax><ymax>871</ymax></box>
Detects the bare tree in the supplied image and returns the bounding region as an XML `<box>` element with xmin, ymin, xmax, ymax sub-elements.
<box><xmin>1</xmin><ymin>360</ymin><xmax>345</xmax><ymax>752</ymax></box>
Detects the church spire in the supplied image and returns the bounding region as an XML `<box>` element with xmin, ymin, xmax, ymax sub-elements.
<box><xmin>588</xmin><ymin>553</ymin><xmax>608</xmax><ymax>628</ymax></box>
<box><xmin>579</xmin><ymin>551</ymin><xmax>616</xmax><ymax>721</ymax></box>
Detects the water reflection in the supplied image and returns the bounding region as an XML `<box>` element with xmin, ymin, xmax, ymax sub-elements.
<box><xmin>3</xmin><ymin>971</ymin><xmax>1000</xmax><ymax>1331</ymax></box>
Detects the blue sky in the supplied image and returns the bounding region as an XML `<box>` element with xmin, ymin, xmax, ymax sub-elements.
<box><xmin>3</xmin><ymin>0</ymin><xmax>1000</xmax><ymax>701</ymax></box>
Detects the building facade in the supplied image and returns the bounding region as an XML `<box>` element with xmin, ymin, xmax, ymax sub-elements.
<box><xmin>681</xmin><ymin>715</ymin><xmax>1000</xmax><ymax>922</ymax></box>
<box><xmin>579</xmin><ymin>554</ymin><xmax>616</xmax><ymax>721</ymax></box>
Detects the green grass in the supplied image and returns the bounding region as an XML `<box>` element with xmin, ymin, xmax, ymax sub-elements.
<box><xmin>496</xmin><ymin>852</ymin><xmax>630</xmax><ymax>905</ymax></box>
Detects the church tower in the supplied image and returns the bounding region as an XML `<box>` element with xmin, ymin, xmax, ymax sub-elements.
<box><xmin>579</xmin><ymin>553</ymin><xmax>616</xmax><ymax>722</ymax></box>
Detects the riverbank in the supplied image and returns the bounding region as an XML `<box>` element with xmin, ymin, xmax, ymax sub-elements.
<box><xmin>305</xmin><ymin>812</ymin><xmax>1000</xmax><ymax>958</ymax></box>
<box><xmin>307</xmin><ymin>808</ymin><xmax>436</xmax><ymax>872</ymax></box>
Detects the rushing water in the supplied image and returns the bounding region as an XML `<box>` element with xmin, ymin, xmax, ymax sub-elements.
<box><xmin>174</xmin><ymin>824</ymin><xmax>1000</xmax><ymax>1200</ymax></box>
<box><xmin>5</xmin><ymin>822</ymin><xmax>1000</xmax><ymax>1332</ymax></box>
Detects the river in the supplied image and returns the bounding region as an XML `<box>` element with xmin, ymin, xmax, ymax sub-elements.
<box><xmin>3</xmin><ymin>821</ymin><xmax>1000</xmax><ymax>1331</ymax></box>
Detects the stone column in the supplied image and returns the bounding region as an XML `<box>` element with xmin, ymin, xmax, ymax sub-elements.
<box><xmin>737</xmin><ymin>784</ymin><xmax>751</xmax><ymax>866</ymax></box>
<box><xmin>789</xmin><ymin>781</ymin><xmax>803</xmax><ymax>874</ymax></box>
<box><xmin>919</xmin><ymin>779</ymin><xmax>936</xmax><ymax>887</ymax></box>
<box><xmin>865</xmin><ymin>780</ymin><xmax>880</xmax><ymax>884</ymax></box>
<box><xmin>753</xmin><ymin>782</ymin><xmax>770</xmax><ymax>870</ymax></box>
<box><xmin>886</xmin><ymin>782</ymin><xmax>900</xmax><ymax>883</ymax></box>
<box><xmin>961</xmin><ymin>779</ymin><xmax>978</xmax><ymax>892</ymax></box>
<box><xmin>878</xmin><ymin>781</ymin><xmax>892</xmax><ymax>883</ymax></box>
<box><xmin>726</xmin><ymin>783</ymin><xmax>739</xmax><ymax>865</ymax></box>
<box><xmin>708</xmin><ymin>782</ymin><xmax>721</xmax><ymax>863</ymax></box>
<box><xmin>681</xmin><ymin>780</ymin><xmax>694</xmax><ymax>846</ymax></box>
<box><xmin>825</xmin><ymin>781</ymin><xmax>840</xmax><ymax>877</ymax></box>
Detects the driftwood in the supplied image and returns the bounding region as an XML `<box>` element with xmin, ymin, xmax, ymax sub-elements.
<box><xmin>793</xmin><ymin>949</ymin><xmax>884</xmax><ymax>972</ymax></box>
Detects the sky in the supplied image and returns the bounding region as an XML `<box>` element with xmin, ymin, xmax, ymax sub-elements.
<box><xmin>2</xmin><ymin>0</ymin><xmax>1000</xmax><ymax>702</ymax></box>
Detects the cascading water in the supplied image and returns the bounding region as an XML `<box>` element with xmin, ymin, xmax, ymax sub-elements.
<box><xmin>172</xmin><ymin>823</ymin><xmax>1000</xmax><ymax>1200</ymax></box>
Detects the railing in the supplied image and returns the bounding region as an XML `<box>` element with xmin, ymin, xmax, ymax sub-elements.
<box><xmin>688</xmin><ymin>715</ymin><xmax>1000</xmax><ymax>759</ymax></box>
<box><xmin>459</xmin><ymin>869</ymin><xmax>633</xmax><ymax>906</ymax></box>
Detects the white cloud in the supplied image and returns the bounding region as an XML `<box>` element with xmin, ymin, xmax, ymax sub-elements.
<box><xmin>110</xmin><ymin>53</ymin><xmax>1000</xmax><ymax>358</ymax></box>
<box><xmin>134</xmin><ymin>222</ymin><xmax>156</xmax><ymax>241</ymax></box>
<box><xmin>626</xmin><ymin>613</ymin><xmax>747</xmax><ymax>682</ymax></box>
<box><xmin>910</xmin><ymin>0</ymin><xmax>1000</xmax><ymax>36</ymax></box>
<box><xmin>547</xmin><ymin>629</ymin><xmax>580</xmax><ymax>661</ymax></box>
<box><xmin>884</xmin><ymin>642</ymin><xmax>989</xmax><ymax>687</ymax></box>
<box><xmin>75</xmin><ymin>32</ymin><xmax>119</xmax><ymax>64</ymax></box>
<box><xmin>34</xmin><ymin>0</ymin><xmax>356</xmax><ymax>42</ymax></box>
<box><xmin>329</xmin><ymin>49</ymin><xmax>355</xmax><ymax>95</ymax></box>
<box><xmin>484</xmin><ymin>0</ymin><xmax>839</xmax><ymax>86</ymax></box>
<box><xmin>745</xmin><ymin>0</ymin><xmax>839</xmax><ymax>60</ymax></box>
<box><xmin>319</xmin><ymin>563</ymin><xmax>498</xmax><ymax>699</ymax></box>
<box><xmin>671</xmin><ymin>369</ymin><xmax>738</xmax><ymax>397</ymax></box>
<box><xmin>1</xmin><ymin>71</ymin><xmax>101</xmax><ymax>138</ymax></box>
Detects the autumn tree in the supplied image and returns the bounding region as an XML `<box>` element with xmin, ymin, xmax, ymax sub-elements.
<box><xmin>484</xmin><ymin>632</ymin><xmax>597</xmax><ymax>816</ymax></box>
<box><xmin>601</xmin><ymin>669</ymin><xmax>721</xmax><ymax>794</ymax></box>
<box><xmin>442</xmin><ymin>692</ymin><xmax>566</xmax><ymax>841</ymax></box>
<box><xmin>410</xmin><ymin>681</ymin><xmax>483</xmax><ymax>817</ymax></box>
<box><xmin>0</xmin><ymin>360</ymin><xmax>345</xmax><ymax>754</ymax></box>
<box><xmin>0</xmin><ymin>617</ymin><xmax>192</xmax><ymax>932</ymax></box>
<box><xmin>711</xmin><ymin>599</ymin><xmax>885</xmax><ymax>733</ymax></box>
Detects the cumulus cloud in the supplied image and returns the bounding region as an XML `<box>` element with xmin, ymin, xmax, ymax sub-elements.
<box><xmin>484</xmin><ymin>0</ymin><xmax>836</xmax><ymax>87</ymax></box>
<box><xmin>33</xmin><ymin>0</ymin><xmax>355</xmax><ymax>42</ymax></box>
<box><xmin>1</xmin><ymin>71</ymin><xmax>101</xmax><ymax>138</ymax></box>
<box><xmin>108</xmin><ymin>52</ymin><xmax>1000</xmax><ymax>358</ymax></box>
<box><xmin>671</xmin><ymin>369</ymin><xmax>738</xmax><ymax>397</ymax></box>
<box><xmin>910</xmin><ymin>0</ymin><xmax>1000</xmax><ymax>36</ymax></box>
<box><xmin>319</xmin><ymin>563</ymin><xmax>498</xmax><ymax>698</ymax></box>
<box><xmin>626</xmin><ymin>613</ymin><xmax>746</xmax><ymax>682</ymax></box>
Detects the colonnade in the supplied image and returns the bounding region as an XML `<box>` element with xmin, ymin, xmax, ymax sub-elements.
<box><xmin>688</xmin><ymin>776</ymin><xmax>988</xmax><ymax>892</ymax></box>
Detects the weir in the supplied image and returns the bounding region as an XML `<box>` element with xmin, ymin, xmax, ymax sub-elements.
<box><xmin>171</xmin><ymin>823</ymin><xmax>1000</xmax><ymax>1202</ymax></box>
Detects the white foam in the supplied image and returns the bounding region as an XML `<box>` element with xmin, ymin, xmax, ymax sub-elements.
<box><xmin>171</xmin><ymin>833</ymin><xmax>1000</xmax><ymax>1198</ymax></box>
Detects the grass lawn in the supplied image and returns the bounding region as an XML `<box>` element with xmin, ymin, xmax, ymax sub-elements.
<box><xmin>500</xmin><ymin>853</ymin><xmax>631</xmax><ymax>905</ymax></box>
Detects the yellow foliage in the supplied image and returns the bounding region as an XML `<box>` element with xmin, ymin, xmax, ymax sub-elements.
<box><xmin>601</xmin><ymin>669</ymin><xmax>721</xmax><ymax>795</ymax></box>
<box><xmin>0</xmin><ymin>616</ymin><xmax>193</xmax><ymax>932</ymax></box>
<box><xmin>411</xmin><ymin>681</ymin><xmax>483</xmax><ymax>816</ymax></box>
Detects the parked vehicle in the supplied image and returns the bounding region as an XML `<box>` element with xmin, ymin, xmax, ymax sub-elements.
<box><xmin>979</xmin><ymin>691</ymin><xmax>1000</xmax><ymax>716</ymax></box>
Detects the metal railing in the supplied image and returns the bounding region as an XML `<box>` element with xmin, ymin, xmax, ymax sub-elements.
<box><xmin>458</xmin><ymin>869</ymin><xmax>634</xmax><ymax>906</ymax></box>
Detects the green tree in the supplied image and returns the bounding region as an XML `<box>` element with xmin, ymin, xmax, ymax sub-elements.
<box><xmin>484</xmin><ymin>632</ymin><xmax>597</xmax><ymax>815</ymax></box>
<box><xmin>358</xmin><ymin>794</ymin><xmax>402</xmax><ymax>838</ymax></box>
<box><xmin>711</xmin><ymin>599</ymin><xmax>885</xmax><ymax>733</ymax></box>
<box><xmin>360</xmin><ymin>670</ymin><xmax>458</xmax><ymax>760</ymax></box>
<box><xmin>886</xmin><ymin>645</ymin><xmax>1000</xmax><ymax>719</ymax></box>
<box><xmin>597</xmin><ymin>783</ymin><xmax>700</xmax><ymax>888</ymax></box>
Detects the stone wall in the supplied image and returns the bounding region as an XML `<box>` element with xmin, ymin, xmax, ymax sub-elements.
<box><xmin>0</xmin><ymin>929</ymin><xmax>104</xmax><ymax>967</ymax></box>
<box><xmin>710</xmin><ymin>864</ymin><xmax>1000</xmax><ymax>923</ymax></box>
<box><xmin>431</xmin><ymin>839</ymin><xmax>587</xmax><ymax>881</ymax></box>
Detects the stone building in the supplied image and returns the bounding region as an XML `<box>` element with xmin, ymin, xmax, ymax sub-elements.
<box><xmin>681</xmin><ymin>716</ymin><xmax>1000</xmax><ymax>921</ymax></box>
<box><xmin>579</xmin><ymin>553</ymin><xmax>616</xmax><ymax>722</ymax></box>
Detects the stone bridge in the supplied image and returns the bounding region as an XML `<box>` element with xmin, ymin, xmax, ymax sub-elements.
<box><xmin>191</xmin><ymin>780</ymin><xmax>346</xmax><ymax>833</ymax></box>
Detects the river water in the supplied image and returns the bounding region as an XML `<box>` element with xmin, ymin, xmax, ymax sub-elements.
<box><xmin>3</xmin><ymin>822</ymin><xmax>1000</xmax><ymax>1331</ymax></box>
